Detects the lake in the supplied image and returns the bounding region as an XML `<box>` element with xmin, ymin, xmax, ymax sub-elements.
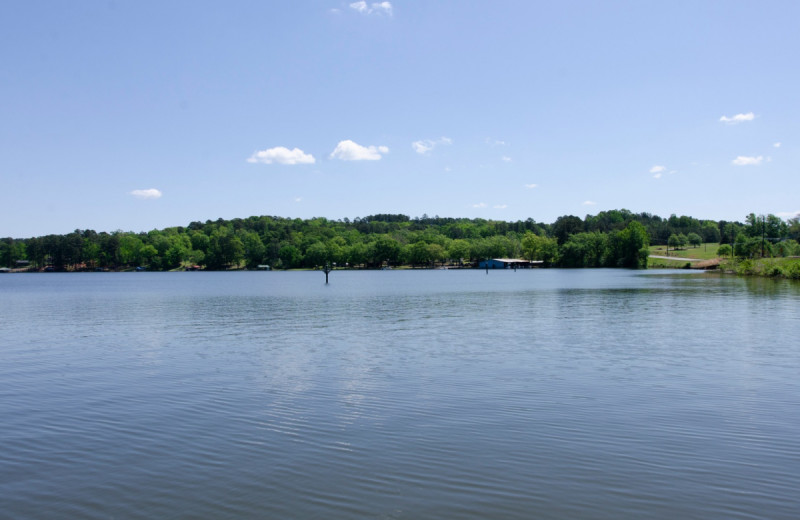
<box><xmin>1</xmin><ymin>269</ymin><xmax>799</xmax><ymax>519</ymax></box>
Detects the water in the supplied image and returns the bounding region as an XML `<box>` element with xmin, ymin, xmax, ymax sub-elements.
<box><xmin>1</xmin><ymin>269</ymin><xmax>799</xmax><ymax>519</ymax></box>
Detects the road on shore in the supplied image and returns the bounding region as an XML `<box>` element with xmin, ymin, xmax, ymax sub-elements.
<box><xmin>649</xmin><ymin>255</ymin><xmax>699</xmax><ymax>262</ymax></box>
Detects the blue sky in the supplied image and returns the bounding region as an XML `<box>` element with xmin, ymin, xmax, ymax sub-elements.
<box><xmin>2</xmin><ymin>1</ymin><xmax>798</xmax><ymax>238</ymax></box>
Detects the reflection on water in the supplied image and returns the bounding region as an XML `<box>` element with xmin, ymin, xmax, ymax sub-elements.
<box><xmin>1</xmin><ymin>270</ymin><xmax>799</xmax><ymax>519</ymax></box>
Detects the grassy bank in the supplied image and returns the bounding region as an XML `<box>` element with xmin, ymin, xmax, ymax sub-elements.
<box><xmin>719</xmin><ymin>257</ymin><xmax>800</xmax><ymax>280</ymax></box>
<box><xmin>648</xmin><ymin>258</ymin><xmax>693</xmax><ymax>268</ymax></box>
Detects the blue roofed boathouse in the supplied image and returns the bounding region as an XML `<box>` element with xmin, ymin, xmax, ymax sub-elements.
<box><xmin>478</xmin><ymin>258</ymin><xmax>542</xmax><ymax>269</ymax></box>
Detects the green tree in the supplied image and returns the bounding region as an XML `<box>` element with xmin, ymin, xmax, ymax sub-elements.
<box><xmin>140</xmin><ymin>244</ymin><xmax>159</xmax><ymax>266</ymax></box>
<box><xmin>371</xmin><ymin>235</ymin><xmax>402</xmax><ymax>266</ymax></box>
<box><xmin>406</xmin><ymin>241</ymin><xmax>432</xmax><ymax>267</ymax></box>
<box><xmin>82</xmin><ymin>239</ymin><xmax>100</xmax><ymax>269</ymax></box>
<box><xmin>773</xmin><ymin>240</ymin><xmax>799</xmax><ymax>257</ymax></box>
<box><xmin>241</xmin><ymin>231</ymin><xmax>266</xmax><ymax>268</ymax></box>
<box><xmin>278</xmin><ymin>244</ymin><xmax>302</xmax><ymax>269</ymax></box>
<box><xmin>667</xmin><ymin>234</ymin><xmax>680</xmax><ymax>252</ymax></box>
<box><xmin>559</xmin><ymin>232</ymin><xmax>607</xmax><ymax>267</ymax></box>
<box><xmin>701</xmin><ymin>222</ymin><xmax>721</xmax><ymax>243</ymax></box>
<box><xmin>610</xmin><ymin>221</ymin><xmax>649</xmax><ymax>268</ymax></box>
<box><xmin>186</xmin><ymin>248</ymin><xmax>205</xmax><ymax>267</ymax></box>
<box><xmin>326</xmin><ymin>238</ymin><xmax>347</xmax><ymax>266</ymax></box>
<box><xmin>687</xmin><ymin>233</ymin><xmax>702</xmax><ymax>248</ymax></box>
<box><xmin>427</xmin><ymin>243</ymin><xmax>446</xmax><ymax>266</ymax></box>
<box><xmin>190</xmin><ymin>231</ymin><xmax>210</xmax><ymax>255</ymax></box>
<box><xmin>304</xmin><ymin>242</ymin><xmax>329</xmax><ymax>267</ymax></box>
<box><xmin>485</xmin><ymin>235</ymin><xmax>513</xmax><ymax>258</ymax></box>
<box><xmin>345</xmin><ymin>242</ymin><xmax>369</xmax><ymax>267</ymax></box>
<box><xmin>788</xmin><ymin>217</ymin><xmax>800</xmax><ymax>241</ymax></box>
<box><xmin>165</xmin><ymin>243</ymin><xmax>189</xmax><ymax>268</ymax></box>
<box><xmin>521</xmin><ymin>232</ymin><xmax>559</xmax><ymax>266</ymax></box>
<box><xmin>521</xmin><ymin>232</ymin><xmax>541</xmax><ymax>261</ymax></box>
<box><xmin>552</xmin><ymin>215</ymin><xmax>584</xmax><ymax>245</ymax></box>
<box><xmin>766</xmin><ymin>214</ymin><xmax>787</xmax><ymax>239</ymax></box>
<box><xmin>99</xmin><ymin>233</ymin><xmax>120</xmax><ymax>267</ymax></box>
<box><xmin>447</xmin><ymin>239</ymin><xmax>471</xmax><ymax>265</ymax></box>
<box><xmin>207</xmin><ymin>228</ymin><xmax>244</xmax><ymax>268</ymax></box>
<box><xmin>119</xmin><ymin>235</ymin><xmax>144</xmax><ymax>266</ymax></box>
<box><xmin>0</xmin><ymin>239</ymin><xmax>26</xmax><ymax>267</ymax></box>
<box><xmin>717</xmin><ymin>244</ymin><xmax>732</xmax><ymax>257</ymax></box>
<box><xmin>734</xmin><ymin>234</ymin><xmax>761</xmax><ymax>258</ymax></box>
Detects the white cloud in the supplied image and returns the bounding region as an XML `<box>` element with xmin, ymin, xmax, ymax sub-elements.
<box><xmin>294</xmin><ymin>197</ymin><xmax>302</xmax><ymax>202</ymax></box>
<box><xmin>350</xmin><ymin>1</ymin><xmax>392</xmax><ymax>15</ymax></box>
<box><xmin>582</xmin><ymin>200</ymin><xmax>596</xmax><ymax>206</ymax></box>
<box><xmin>472</xmin><ymin>202</ymin><xmax>487</xmax><ymax>208</ymax></box>
<box><xmin>412</xmin><ymin>141</ymin><xmax>433</xmax><ymax>154</ymax></box>
<box><xmin>373</xmin><ymin>1</ymin><xmax>393</xmax><ymax>14</ymax></box>
<box><xmin>501</xmin><ymin>156</ymin><xmax>512</xmax><ymax>162</ymax></box>
<box><xmin>330</xmin><ymin>140</ymin><xmax>388</xmax><ymax>161</ymax></box>
<box><xmin>493</xmin><ymin>204</ymin><xmax>508</xmax><ymax>209</ymax></box>
<box><xmin>412</xmin><ymin>136</ymin><xmax>452</xmax><ymax>154</ymax></box>
<box><xmin>524</xmin><ymin>183</ymin><xmax>538</xmax><ymax>189</ymax></box>
<box><xmin>130</xmin><ymin>188</ymin><xmax>162</xmax><ymax>199</ymax></box>
<box><xmin>649</xmin><ymin>165</ymin><xmax>666</xmax><ymax>174</ymax></box>
<box><xmin>486</xmin><ymin>138</ymin><xmax>506</xmax><ymax>146</ymax></box>
<box><xmin>731</xmin><ymin>155</ymin><xmax>763</xmax><ymax>166</ymax></box>
<box><xmin>653</xmin><ymin>172</ymin><xmax>663</xmax><ymax>179</ymax></box>
<box><xmin>720</xmin><ymin>112</ymin><xmax>755</xmax><ymax>124</ymax></box>
<box><xmin>776</xmin><ymin>210</ymin><xmax>800</xmax><ymax>218</ymax></box>
<box><xmin>248</xmin><ymin>146</ymin><xmax>315</xmax><ymax>165</ymax></box>
<box><xmin>444</xmin><ymin>166</ymin><xmax>452</xmax><ymax>172</ymax></box>
<box><xmin>774</xmin><ymin>142</ymin><xmax>782</xmax><ymax>148</ymax></box>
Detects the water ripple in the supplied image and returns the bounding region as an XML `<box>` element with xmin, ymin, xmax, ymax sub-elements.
<box><xmin>1</xmin><ymin>271</ymin><xmax>799</xmax><ymax>519</ymax></box>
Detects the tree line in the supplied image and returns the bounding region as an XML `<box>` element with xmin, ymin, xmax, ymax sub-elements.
<box><xmin>2</xmin><ymin>210</ymin><xmax>799</xmax><ymax>271</ymax></box>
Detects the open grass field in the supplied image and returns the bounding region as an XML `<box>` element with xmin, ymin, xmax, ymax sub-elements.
<box><xmin>648</xmin><ymin>243</ymin><xmax>723</xmax><ymax>268</ymax></box>
<box><xmin>649</xmin><ymin>243</ymin><xmax>720</xmax><ymax>260</ymax></box>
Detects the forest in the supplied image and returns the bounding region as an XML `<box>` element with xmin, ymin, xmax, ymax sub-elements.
<box><xmin>2</xmin><ymin>210</ymin><xmax>799</xmax><ymax>272</ymax></box>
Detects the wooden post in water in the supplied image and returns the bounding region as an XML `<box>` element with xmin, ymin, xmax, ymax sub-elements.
<box><xmin>323</xmin><ymin>263</ymin><xmax>332</xmax><ymax>284</ymax></box>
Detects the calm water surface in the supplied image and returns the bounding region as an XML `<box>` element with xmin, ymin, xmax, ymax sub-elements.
<box><xmin>1</xmin><ymin>270</ymin><xmax>799</xmax><ymax>519</ymax></box>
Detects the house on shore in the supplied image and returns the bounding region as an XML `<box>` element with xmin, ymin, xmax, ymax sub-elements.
<box><xmin>478</xmin><ymin>258</ymin><xmax>542</xmax><ymax>269</ymax></box>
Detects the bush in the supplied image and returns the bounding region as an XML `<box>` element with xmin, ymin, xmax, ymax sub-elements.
<box><xmin>774</xmin><ymin>240</ymin><xmax>800</xmax><ymax>257</ymax></box>
<box><xmin>781</xmin><ymin>260</ymin><xmax>800</xmax><ymax>280</ymax></box>
<box><xmin>736</xmin><ymin>260</ymin><xmax>755</xmax><ymax>275</ymax></box>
